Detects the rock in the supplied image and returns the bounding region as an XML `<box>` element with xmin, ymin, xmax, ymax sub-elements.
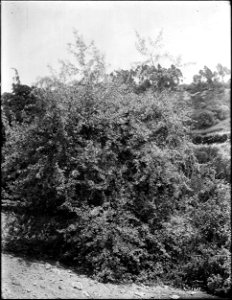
<box><xmin>170</xmin><ymin>295</ymin><xmax>180</xmax><ymax>299</ymax></box>
<box><xmin>189</xmin><ymin>291</ymin><xmax>197</xmax><ymax>295</ymax></box>
<box><xmin>45</xmin><ymin>263</ymin><xmax>51</xmax><ymax>270</ymax></box>
<box><xmin>134</xmin><ymin>291</ymin><xmax>143</xmax><ymax>297</ymax></box>
<box><xmin>72</xmin><ymin>282</ymin><xmax>83</xmax><ymax>290</ymax></box>
<box><xmin>163</xmin><ymin>285</ymin><xmax>169</xmax><ymax>289</ymax></box>
<box><xmin>82</xmin><ymin>291</ymin><xmax>90</xmax><ymax>297</ymax></box>
<box><xmin>58</xmin><ymin>286</ymin><xmax>62</xmax><ymax>290</ymax></box>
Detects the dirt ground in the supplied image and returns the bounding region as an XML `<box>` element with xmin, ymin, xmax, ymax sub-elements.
<box><xmin>1</xmin><ymin>253</ymin><xmax>224</xmax><ymax>299</ymax></box>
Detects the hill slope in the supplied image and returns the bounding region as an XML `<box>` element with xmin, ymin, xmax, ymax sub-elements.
<box><xmin>2</xmin><ymin>253</ymin><xmax>222</xmax><ymax>299</ymax></box>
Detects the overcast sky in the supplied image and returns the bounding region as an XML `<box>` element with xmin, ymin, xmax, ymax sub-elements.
<box><xmin>2</xmin><ymin>1</ymin><xmax>231</xmax><ymax>92</ymax></box>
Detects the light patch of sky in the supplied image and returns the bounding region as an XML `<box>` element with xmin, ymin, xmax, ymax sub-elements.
<box><xmin>1</xmin><ymin>1</ymin><xmax>231</xmax><ymax>92</ymax></box>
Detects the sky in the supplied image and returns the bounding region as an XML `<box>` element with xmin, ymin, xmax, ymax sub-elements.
<box><xmin>1</xmin><ymin>1</ymin><xmax>231</xmax><ymax>92</ymax></box>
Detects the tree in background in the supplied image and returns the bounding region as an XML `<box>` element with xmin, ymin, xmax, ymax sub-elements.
<box><xmin>133</xmin><ymin>30</ymin><xmax>183</xmax><ymax>92</ymax></box>
<box><xmin>2</xmin><ymin>69</ymin><xmax>46</xmax><ymax>126</ymax></box>
<box><xmin>215</xmin><ymin>64</ymin><xmax>231</xmax><ymax>84</ymax></box>
<box><xmin>191</xmin><ymin>65</ymin><xmax>231</xmax><ymax>91</ymax></box>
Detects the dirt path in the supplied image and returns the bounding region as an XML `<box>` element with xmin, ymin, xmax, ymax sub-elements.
<box><xmin>1</xmin><ymin>253</ymin><xmax>223</xmax><ymax>299</ymax></box>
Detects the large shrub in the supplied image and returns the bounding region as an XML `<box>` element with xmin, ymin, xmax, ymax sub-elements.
<box><xmin>192</xmin><ymin>110</ymin><xmax>217</xmax><ymax>130</ymax></box>
<box><xmin>194</xmin><ymin>144</ymin><xmax>231</xmax><ymax>183</ymax></box>
<box><xmin>183</xmin><ymin>178</ymin><xmax>231</xmax><ymax>297</ymax></box>
<box><xmin>2</xmin><ymin>79</ymin><xmax>195</xmax><ymax>277</ymax></box>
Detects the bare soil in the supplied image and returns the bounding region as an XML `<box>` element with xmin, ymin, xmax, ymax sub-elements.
<box><xmin>1</xmin><ymin>253</ymin><xmax>223</xmax><ymax>299</ymax></box>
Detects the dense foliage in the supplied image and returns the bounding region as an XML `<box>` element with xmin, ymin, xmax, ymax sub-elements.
<box><xmin>2</xmin><ymin>32</ymin><xmax>231</xmax><ymax>297</ymax></box>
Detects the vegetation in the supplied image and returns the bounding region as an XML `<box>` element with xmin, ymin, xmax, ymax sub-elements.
<box><xmin>2</xmin><ymin>31</ymin><xmax>231</xmax><ymax>297</ymax></box>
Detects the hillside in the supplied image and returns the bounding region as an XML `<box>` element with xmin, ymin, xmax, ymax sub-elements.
<box><xmin>189</xmin><ymin>88</ymin><xmax>230</xmax><ymax>144</ymax></box>
<box><xmin>2</xmin><ymin>253</ymin><xmax>222</xmax><ymax>299</ymax></box>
